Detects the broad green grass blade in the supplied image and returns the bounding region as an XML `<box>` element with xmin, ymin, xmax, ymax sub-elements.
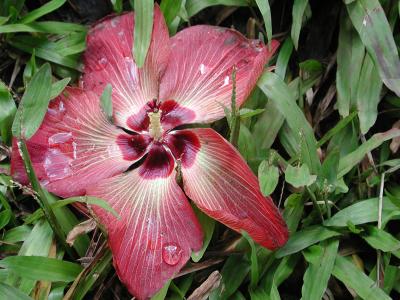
<box><xmin>317</xmin><ymin>111</ymin><xmax>357</xmax><ymax>147</ymax></box>
<box><xmin>257</xmin><ymin>71</ymin><xmax>320</xmax><ymax>173</ymax></box>
<box><xmin>19</xmin><ymin>0</ymin><xmax>66</xmax><ymax>24</ymax></box>
<box><xmin>255</xmin><ymin>0</ymin><xmax>272</xmax><ymax>45</ymax></box>
<box><xmin>356</xmin><ymin>54</ymin><xmax>382</xmax><ymax>133</ymax></box>
<box><xmin>324</xmin><ymin>197</ymin><xmax>400</xmax><ymax>227</ymax></box>
<box><xmin>332</xmin><ymin>255</ymin><xmax>391</xmax><ymax>300</ymax></box>
<box><xmin>9</xmin><ymin>220</ymin><xmax>53</xmax><ymax>295</ymax></box>
<box><xmin>291</xmin><ymin>0</ymin><xmax>309</xmax><ymax>50</ymax></box>
<box><xmin>0</xmin><ymin>256</ymin><xmax>82</xmax><ymax>282</ymax></box>
<box><xmin>0</xmin><ymin>282</ymin><xmax>33</xmax><ymax>300</ymax></box>
<box><xmin>12</xmin><ymin>63</ymin><xmax>52</xmax><ymax>140</ymax></box>
<box><xmin>1</xmin><ymin>224</ymin><xmax>31</xmax><ymax>243</ymax></box>
<box><xmin>209</xmin><ymin>255</ymin><xmax>250</xmax><ymax>300</ymax></box>
<box><xmin>160</xmin><ymin>0</ymin><xmax>183</xmax><ymax>30</ymax></box>
<box><xmin>9</xmin><ymin>37</ymin><xmax>82</xmax><ymax>70</ymax></box>
<box><xmin>0</xmin><ymin>21</ymin><xmax>86</xmax><ymax>34</ymax></box>
<box><xmin>346</xmin><ymin>0</ymin><xmax>400</xmax><ymax>97</ymax></box>
<box><xmin>338</xmin><ymin>128</ymin><xmax>400</xmax><ymax>177</ymax></box>
<box><xmin>50</xmin><ymin>78</ymin><xmax>70</xmax><ymax>99</ymax></box>
<box><xmin>336</xmin><ymin>9</ymin><xmax>365</xmax><ymax>117</ymax></box>
<box><xmin>185</xmin><ymin>0</ymin><xmax>248</xmax><ymax>17</ymax></box>
<box><xmin>133</xmin><ymin>0</ymin><xmax>153</xmax><ymax>68</ymax></box>
<box><xmin>361</xmin><ymin>225</ymin><xmax>400</xmax><ymax>258</ymax></box>
<box><xmin>191</xmin><ymin>205</ymin><xmax>215</xmax><ymax>262</ymax></box>
<box><xmin>57</xmin><ymin>196</ymin><xmax>119</xmax><ymax>219</ymax></box>
<box><xmin>275</xmin><ymin>226</ymin><xmax>341</xmax><ymax>258</ymax></box>
<box><xmin>0</xmin><ymin>80</ymin><xmax>16</xmax><ymax>144</ymax></box>
<box><xmin>301</xmin><ymin>239</ymin><xmax>339</xmax><ymax>300</ymax></box>
<box><xmin>242</xmin><ymin>231</ymin><xmax>259</xmax><ymax>288</ymax></box>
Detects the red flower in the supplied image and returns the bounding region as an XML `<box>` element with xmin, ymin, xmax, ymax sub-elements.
<box><xmin>11</xmin><ymin>6</ymin><xmax>288</xmax><ymax>299</ymax></box>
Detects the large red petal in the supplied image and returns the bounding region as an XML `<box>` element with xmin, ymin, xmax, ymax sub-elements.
<box><xmin>159</xmin><ymin>26</ymin><xmax>278</xmax><ymax>126</ymax></box>
<box><xmin>178</xmin><ymin>128</ymin><xmax>288</xmax><ymax>249</ymax></box>
<box><xmin>87</xmin><ymin>168</ymin><xmax>203</xmax><ymax>299</ymax></box>
<box><xmin>11</xmin><ymin>88</ymin><xmax>149</xmax><ymax>198</ymax></box>
<box><xmin>81</xmin><ymin>6</ymin><xmax>170</xmax><ymax>131</ymax></box>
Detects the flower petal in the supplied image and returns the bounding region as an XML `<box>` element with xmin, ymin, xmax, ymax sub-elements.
<box><xmin>11</xmin><ymin>88</ymin><xmax>149</xmax><ymax>197</ymax></box>
<box><xmin>81</xmin><ymin>6</ymin><xmax>170</xmax><ymax>131</ymax></box>
<box><xmin>159</xmin><ymin>26</ymin><xmax>279</xmax><ymax>125</ymax></box>
<box><xmin>87</xmin><ymin>168</ymin><xmax>203</xmax><ymax>299</ymax></box>
<box><xmin>178</xmin><ymin>128</ymin><xmax>288</xmax><ymax>249</ymax></box>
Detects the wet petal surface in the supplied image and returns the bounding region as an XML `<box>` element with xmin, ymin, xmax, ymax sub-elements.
<box><xmin>159</xmin><ymin>26</ymin><xmax>279</xmax><ymax>125</ymax></box>
<box><xmin>11</xmin><ymin>88</ymin><xmax>146</xmax><ymax>197</ymax></box>
<box><xmin>87</xmin><ymin>168</ymin><xmax>203</xmax><ymax>300</ymax></box>
<box><xmin>180</xmin><ymin>128</ymin><xmax>288</xmax><ymax>249</ymax></box>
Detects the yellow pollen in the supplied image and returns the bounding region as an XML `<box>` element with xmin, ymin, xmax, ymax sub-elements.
<box><xmin>148</xmin><ymin>110</ymin><xmax>163</xmax><ymax>140</ymax></box>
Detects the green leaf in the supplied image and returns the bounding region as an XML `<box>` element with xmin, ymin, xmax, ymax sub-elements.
<box><xmin>209</xmin><ymin>255</ymin><xmax>249</xmax><ymax>300</ymax></box>
<box><xmin>0</xmin><ymin>80</ymin><xmax>16</xmax><ymax>144</ymax></box>
<box><xmin>110</xmin><ymin>0</ymin><xmax>123</xmax><ymax>13</ymax></box>
<box><xmin>185</xmin><ymin>0</ymin><xmax>248</xmax><ymax>18</ymax></box>
<box><xmin>238</xmin><ymin>108</ymin><xmax>265</xmax><ymax>119</ymax></box>
<box><xmin>356</xmin><ymin>53</ymin><xmax>382</xmax><ymax>133</ymax></box>
<box><xmin>242</xmin><ymin>231</ymin><xmax>259</xmax><ymax>288</ymax></box>
<box><xmin>257</xmin><ymin>72</ymin><xmax>320</xmax><ymax>173</ymax></box>
<box><xmin>336</xmin><ymin>9</ymin><xmax>365</xmax><ymax>117</ymax></box>
<box><xmin>9</xmin><ymin>37</ymin><xmax>83</xmax><ymax>70</ymax></box>
<box><xmin>19</xmin><ymin>0</ymin><xmax>66</xmax><ymax>24</ymax></box>
<box><xmin>50</xmin><ymin>78</ymin><xmax>70</xmax><ymax>99</ymax></box>
<box><xmin>338</xmin><ymin>129</ymin><xmax>400</xmax><ymax>178</ymax></box>
<box><xmin>317</xmin><ymin>111</ymin><xmax>357</xmax><ymax>147</ymax></box>
<box><xmin>0</xmin><ymin>256</ymin><xmax>82</xmax><ymax>282</ymax></box>
<box><xmin>0</xmin><ymin>282</ymin><xmax>33</xmax><ymax>300</ymax></box>
<box><xmin>291</xmin><ymin>0</ymin><xmax>309</xmax><ymax>49</ymax></box>
<box><xmin>332</xmin><ymin>255</ymin><xmax>391</xmax><ymax>300</ymax></box>
<box><xmin>361</xmin><ymin>225</ymin><xmax>400</xmax><ymax>258</ymax></box>
<box><xmin>160</xmin><ymin>0</ymin><xmax>183</xmax><ymax>30</ymax></box>
<box><xmin>275</xmin><ymin>37</ymin><xmax>294</xmax><ymax>79</ymax></box>
<box><xmin>283</xmin><ymin>193</ymin><xmax>304</xmax><ymax>233</ymax></box>
<box><xmin>0</xmin><ymin>21</ymin><xmax>87</xmax><ymax>34</ymax></box>
<box><xmin>255</xmin><ymin>0</ymin><xmax>272</xmax><ymax>45</ymax></box>
<box><xmin>133</xmin><ymin>0</ymin><xmax>153</xmax><ymax>68</ymax></box>
<box><xmin>346</xmin><ymin>0</ymin><xmax>400</xmax><ymax>97</ymax></box>
<box><xmin>54</xmin><ymin>196</ymin><xmax>120</xmax><ymax>219</ymax></box>
<box><xmin>100</xmin><ymin>84</ymin><xmax>113</xmax><ymax>120</ymax></box>
<box><xmin>301</xmin><ymin>239</ymin><xmax>339</xmax><ymax>300</ymax></box>
<box><xmin>324</xmin><ymin>197</ymin><xmax>400</xmax><ymax>228</ymax></box>
<box><xmin>151</xmin><ymin>280</ymin><xmax>171</xmax><ymax>300</ymax></box>
<box><xmin>275</xmin><ymin>226</ymin><xmax>341</xmax><ymax>258</ymax></box>
<box><xmin>258</xmin><ymin>160</ymin><xmax>279</xmax><ymax>196</ymax></box>
<box><xmin>285</xmin><ymin>164</ymin><xmax>317</xmax><ymax>188</ymax></box>
<box><xmin>191</xmin><ymin>205</ymin><xmax>215</xmax><ymax>262</ymax></box>
<box><xmin>12</xmin><ymin>63</ymin><xmax>52</xmax><ymax>139</ymax></box>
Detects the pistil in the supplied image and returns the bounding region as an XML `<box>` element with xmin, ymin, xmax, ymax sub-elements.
<box><xmin>148</xmin><ymin>110</ymin><xmax>163</xmax><ymax>141</ymax></box>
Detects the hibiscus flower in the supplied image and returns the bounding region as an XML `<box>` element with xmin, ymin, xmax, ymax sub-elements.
<box><xmin>11</xmin><ymin>6</ymin><xmax>288</xmax><ymax>299</ymax></box>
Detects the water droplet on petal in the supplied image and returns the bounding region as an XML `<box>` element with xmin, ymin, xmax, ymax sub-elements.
<box><xmin>48</xmin><ymin>101</ymin><xmax>66</xmax><ymax>121</ymax></box>
<box><xmin>43</xmin><ymin>149</ymin><xmax>73</xmax><ymax>180</ymax></box>
<box><xmin>221</xmin><ymin>75</ymin><xmax>230</xmax><ymax>87</ymax></box>
<box><xmin>162</xmin><ymin>243</ymin><xmax>182</xmax><ymax>266</ymax></box>
<box><xmin>48</xmin><ymin>132</ymin><xmax>73</xmax><ymax>146</ymax></box>
<box><xmin>95</xmin><ymin>57</ymin><xmax>108</xmax><ymax>71</ymax></box>
<box><xmin>199</xmin><ymin>63</ymin><xmax>208</xmax><ymax>75</ymax></box>
<box><xmin>111</xmin><ymin>17</ymin><xmax>120</xmax><ymax>28</ymax></box>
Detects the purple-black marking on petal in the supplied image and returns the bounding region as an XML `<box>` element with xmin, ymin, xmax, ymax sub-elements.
<box><xmin>159</xmin><ymin>100</ymin><xmax>196</xmax><ymax>131</ymax></box>
<box><xmin>138</xmin><ymin>143</ymin><xmax>175</xmax><ymax>179</ymax></box>
<box><xmin>117</xmin><ymin>134</ymin><xmax>152</xmax><ymax>161</ymax></box>
<box><xmin>164</xmin><ymin>130</ymin><xmax>200</xmax><ymax>168</ymax></box>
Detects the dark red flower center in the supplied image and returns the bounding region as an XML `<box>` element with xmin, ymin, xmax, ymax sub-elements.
<box><xmin>118</xmin><ymin>100</ymin><xmax>200</xmax><ymax>179</ymax></box>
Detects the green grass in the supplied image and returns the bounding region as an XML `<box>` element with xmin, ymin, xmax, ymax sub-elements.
<box><xmin>1</xmin><ymin>0</ymin><xmax>400</xmax><ymax>299</ymax></box>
